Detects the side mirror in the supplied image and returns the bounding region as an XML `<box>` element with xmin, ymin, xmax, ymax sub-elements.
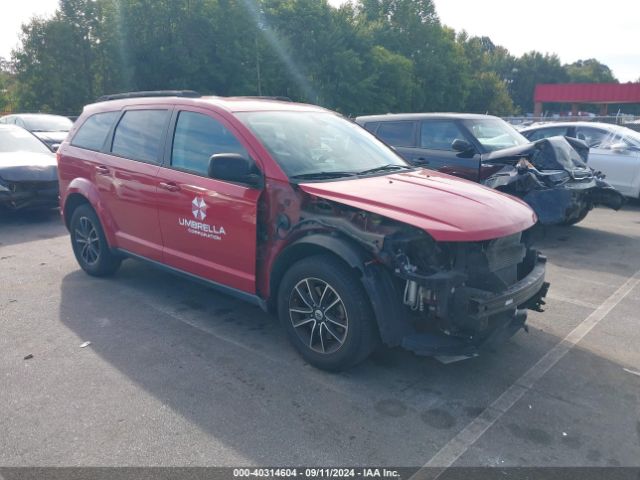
<box><xmin>50</xmin><ymin>143</ymin><xmax>60</xmax><ymax>152</ymax></box>
<box><xmin>208</xmin><ymin>153</ymin><xmax>263</xmax><ymax>188</ymax></box>
<box><xmin>451</xmin><ymin>139</ymin><xmax>474</xmax><ymax>153</ymax></box>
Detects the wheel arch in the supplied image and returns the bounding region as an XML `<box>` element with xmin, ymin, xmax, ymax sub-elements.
<box><xmin>268</xmin><ymin>234</ymin><xmax>370</xmax><ymax>312</ymax></box>
<box><xmin>268</xmin><ymin>234</ymin><xmax>407</xmax><ymax>347</ymax></box>
<box><xmin>62</xmin><ymin>178</ymin><xmax>117</xmax><ymax>247</ymax></box>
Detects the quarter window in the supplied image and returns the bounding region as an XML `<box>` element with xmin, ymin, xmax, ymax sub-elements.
<box><xmin>420</xmin><ymin>120</ymin><xmax>466</xmax><ymax>151</ymax></box>
<box><xmin>171</xmin><ymin>111</ymin><xmax>248</xmax><ymax>176</ymax></box>
<box><xmin>111</xmin><ymin>110</ymin><xmax>169</xmax><ymax>163</ymax></box>
<box><xmin>71</xmin><ymin>111</ymin><xmax>119</xmax><ymax>151</ymax></box>
<box><xmin>376</xmin><ymin>121</ymin><xmax>416</xmax><ymax>147</ymax></box>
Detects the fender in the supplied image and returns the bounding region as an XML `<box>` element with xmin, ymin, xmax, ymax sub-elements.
<box><xmin>271</xmin><ymin>234</ymin><xmax>409</xmax><ymax>347</ymax></box>
<box><xmin>63</xmin><ymin>177</ymin><xmax>119</xmax><ymax>248</ymax></box>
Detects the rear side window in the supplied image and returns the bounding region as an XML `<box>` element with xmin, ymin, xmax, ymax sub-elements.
<box><xmin>111</xmin><ymin>110</ymin><xmax>169</xmax><ymax>163</ymax></box>
<box><xmin>71</xmin><ymin>111</ymin><xmax>119</xmax><ymax>151</ymax></box>
<box><xmin>171</xmin><ymin>111</ymin><xmax>248</xmax><ymax>176</ymax></box>
<box><xmin>376</xmin><ymin>121</ymin><xmax>416</xmax><ymax>147</ymax></box>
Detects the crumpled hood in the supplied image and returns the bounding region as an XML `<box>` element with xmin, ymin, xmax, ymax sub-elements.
<box><xmin>0</xmin><ymin>151</ymin><xmax>58</xmax><ymax>182</ymax></box>
<box><xmin>482</xmin><ymin>136</ymin><xmax>590</xmax><ymax>172</ymax></box>
<box><xmin>299</xmin><ymin>169</ymin><xmax>536</xmax><ymax>242</ymax></box>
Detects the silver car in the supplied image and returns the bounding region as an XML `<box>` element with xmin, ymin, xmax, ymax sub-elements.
<box><xmin>520</xmin><ymin>122</ymin><xmax>640</xmax><ymax>198</ymax></box>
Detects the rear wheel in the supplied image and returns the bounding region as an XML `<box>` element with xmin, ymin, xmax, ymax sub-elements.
<box><xmin>278</xmin><ymin>254</ymin><xmax>378</xmax><ymax>371</ymax></box>
<box><xmin>70</xmin><ymin>204</ymin><xmax>121</xmax><ymax>276</ymax></box>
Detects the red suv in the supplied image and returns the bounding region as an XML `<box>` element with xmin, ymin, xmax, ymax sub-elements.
<box><xmin>57</xmin><ymin>91</ymin><xmax>549</xmax><ymax>370</ymax></box>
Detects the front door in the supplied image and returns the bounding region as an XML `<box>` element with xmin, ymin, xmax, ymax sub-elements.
<box><xmin>417</xmin><ymin>119</ymin><xmax>481</xmax><ymax>181</ymax></box>
<box><xmin>155</xmin><ymin>109</ymin><xmax>261</xmax><ymax>293</ymax></box>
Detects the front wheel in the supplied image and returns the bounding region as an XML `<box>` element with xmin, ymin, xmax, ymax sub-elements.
<box><xmin>278</xmin><ymin>254</ymin><xmax>378</xmax><ymax>371</ymax></box>
<box><xmin>562</xmin><ymin>205</ymin><xmax>590</xmax><ymax>226</ymax></box>
<box><xmin>70</xmin><ymin>204</ymin><xmax>121</xmax><ymax>276</ymax></box>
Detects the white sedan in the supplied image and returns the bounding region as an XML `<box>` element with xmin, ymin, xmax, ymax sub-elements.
<box><xmin>521</xmin><ymin>122</ymin><xmax>640</xmax><ymax>198</ymax></box>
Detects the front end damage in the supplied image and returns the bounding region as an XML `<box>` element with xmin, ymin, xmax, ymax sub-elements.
<box><xmin>481</xmin><ymin>137</ymin><xmax>625</xmax><ymax>225</ymax></box>
<box><xmin>289</xmin><ymin>197</ymin><xmax>549</xmax><ymax>358</ymax></box>
<box><xmin>0</xmin><ymin>157</ymin><xmax>59</xmax><ymax>211</ymax></box>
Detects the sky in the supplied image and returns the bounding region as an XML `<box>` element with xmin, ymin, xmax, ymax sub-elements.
<box><xmin>1</xmin><ymin>0</ymin><xmax>638</xmax><ymax>82</ymax></box>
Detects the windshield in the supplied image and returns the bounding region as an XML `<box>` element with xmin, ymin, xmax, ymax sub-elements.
<box><xmin>237</xmin><ymin>111</ymin><xmax>409</xmax><ymax>179</ymax></box>
<box><xmin>0</xmin><ymin>128</ymin><xmax>52</xmax><ymax>154</ymax></box>
<box><xmin>22</xmin><ymin>115</ymin><xmax>73</xmax><ymax>132</ymax></box>
<box><xmin>612</xmin><ymin>125</ymin><xmax>640</xmax><ymax>147</ymax></box>
<box><xmin>462</xmin><ymin>118</ymin><xmax>529</xmax><ymax>152</ymax></box>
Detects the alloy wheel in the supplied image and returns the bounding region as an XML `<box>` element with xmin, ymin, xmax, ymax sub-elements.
<box><xmin>289</xmin><ymin>277</ymin><xmax>349</xmax><ymax>354</ymax></box>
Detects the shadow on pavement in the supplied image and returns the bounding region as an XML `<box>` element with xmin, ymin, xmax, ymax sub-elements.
<box><xmin>55</xmin><ymin>257</ymin><xmax>640</xmax><ymax>466</ymax></box>
<box><xmin>0</xmin><ymin>208</ymin><xmax>67</xmax><ymax>248</ymax></box>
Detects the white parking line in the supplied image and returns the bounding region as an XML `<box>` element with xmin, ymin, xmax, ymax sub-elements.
<box><xmin>411</xmin><ymin>269</ymin><xmax>640</xmax><ymax>479</ymax></box>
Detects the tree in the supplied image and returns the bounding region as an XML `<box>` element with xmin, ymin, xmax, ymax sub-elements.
<box><xmin>565</xmin><ymin>59</ymin><xmax>617</xmax><ymax>83</ymax></box>
<box><xmin>511</xmin><ymin>52</ymin><xmax>568</xmax><ymax>114</ymax></box>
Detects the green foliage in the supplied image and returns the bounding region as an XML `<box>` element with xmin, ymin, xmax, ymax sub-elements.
<box><xmin>565</xmin><ymin>59</ymin><xmax>617</xmax><ymax>84</ymax></box>
<box><xmin>9</xmin><ymin>0</ymin><xmax>621</xmax><ymax>116</ymax></box>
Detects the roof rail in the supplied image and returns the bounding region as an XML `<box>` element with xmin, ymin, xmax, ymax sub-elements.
<box><xmin>96</xmin><ymin>90</ymin><xmax>201</xmax><ymax>102</ymax></box>
<box><xmin>233</xmin><ymin>96</ymin><xmax>292</xmax><ymax>102</ymax></box>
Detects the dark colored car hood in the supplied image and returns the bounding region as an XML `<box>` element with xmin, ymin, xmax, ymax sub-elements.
<box><xmin>480</xmin><ymin>136</ymin><xmax>625</xmax><ymax>225</ymax></box>
<box><xmin>482</xmin><ymin>136</ymin><xmax>589</xmax><ymax>172</ymax></box>
<box><xmin>0</xmin><ymin>152</ymin><xmax>58</xmax><ymax>182</ymax></box>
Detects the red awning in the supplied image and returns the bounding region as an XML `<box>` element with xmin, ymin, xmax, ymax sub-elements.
<box><xmin>534</xmin><ymin>83</ymin><xmax>640</xmax><ymax>104</ymax></box>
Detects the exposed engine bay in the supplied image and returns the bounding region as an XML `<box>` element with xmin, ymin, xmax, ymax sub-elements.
<box><xmin>481</xmin><ymin>136</ymin><xmax>625</xmax><ymax>225</ymax></box>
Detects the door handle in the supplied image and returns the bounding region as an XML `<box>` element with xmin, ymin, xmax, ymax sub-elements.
<box><xmin>159</xmin><ymin>182</ymin><xmax>181</xmax><ymax>192</ymax></box>
<box><xmin>95</xmin><ymin>165</ymin><xmax>110</xmax><ymax>175</ymax></box>
<box><xmin>417</xmin><ymin>157</ymin><xmax>430</xmax><ymax>165</ymax></box>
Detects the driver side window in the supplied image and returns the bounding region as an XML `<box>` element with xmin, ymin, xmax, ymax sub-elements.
<box><xmin>575</xmin><ymin>127</ymin><xmax>609</xmax><ymax>148</ymax></box>
<box><xmin>171</xmin><ymin>111</ymin><xmax>249</xmax><ymax>176</ymax></box>
<box><xmin>420</xmin><ymin>120</ymin><xmax>465</xmax><ymax>151</ymax></box>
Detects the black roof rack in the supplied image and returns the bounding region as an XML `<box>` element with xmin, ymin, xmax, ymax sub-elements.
<box><xmin>96</xmin><ymin>90</ymin><xmax>201</xmax><ymax>102</ymax></box>
<box><xmin>233</xmin><ymin>96</ymin><xmax>292</xmax><ymax>102</ymax></box>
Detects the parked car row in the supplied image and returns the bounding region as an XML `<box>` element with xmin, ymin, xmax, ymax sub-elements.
<box><xmin>355</xmin><ymin>114</ymin><xmax>626</xmax><ymax>225</ymax></box>
<box><xmin>0</xmin><ymin>113</ymin><xmax>73</xmax><ymax>151</ymax></box>
<box><xmin>3</xmin><ymin>94</ymin><xmax>634</xmax><ymax>371</ymax></box>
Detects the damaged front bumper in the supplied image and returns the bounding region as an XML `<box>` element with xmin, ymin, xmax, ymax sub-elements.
<box><xmin>0</xmin><ymin>180</ymin><xmax>59</xmax><ymax>210</ymax></box>
<box><xmin>401</xmin><ymin>256</ymin><xmax>549</xmax><ymax>357</ymax></box>
<box><xmin>364</xmin><ymin>238</ymin><xmax>549</xmax><ymax>359</ymax></box>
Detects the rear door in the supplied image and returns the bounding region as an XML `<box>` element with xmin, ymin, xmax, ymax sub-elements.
<box><xmin>417</xmin><ymin>119</ymin><xmax>481</xmax><ymax>181</ymax></box>
<box><xmin>155</xmin><ymin>108</ymin><xmax>261</xmax><ymax>294</ymax></box>
<box><xmin>99</xmin><ymin>107</ymin><xmax>170</xmax><ymax>260</ymax></box>
<box><xmin>372</xmin><ymin>121</ymin><xmax>418</xmax><ymax>162</ymax></box>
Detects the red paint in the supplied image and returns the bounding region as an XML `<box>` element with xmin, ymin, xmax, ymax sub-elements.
<box><xmin>299</xmin><ymin>169</ymin><xmax>536</xmax><ymax>242</ymax></box>
<box><xmin>534</xmin><ymin>83</ymin><xmax>640</xmax><ymax>104</ymax></box>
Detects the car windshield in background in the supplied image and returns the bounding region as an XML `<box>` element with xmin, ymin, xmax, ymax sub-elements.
<box><xmin>613</xmin><ymin>125</ymin><xmax>640</xmax><ymax>148</ymax></box>
<box><xmin>463</xmin><ymin>118</ymin><xmax>529</xmax><ymax>152</ymax></box>
<box><xmin>0</xmin><ymin>128</ymin><xmax>51</xmax><ymax>154</ymax></box>
<box><xmin>23</xmin><ymin>115</ymin><xmax>73</xmax><ymax>132</ymax></box>
<box><xmin>237</xmin><ymin>111</ymin><xmax>409</xmax><ymax>180</ymax></box>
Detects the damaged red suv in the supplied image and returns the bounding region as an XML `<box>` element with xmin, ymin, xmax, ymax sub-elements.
<box><xmin>57</xmin><ymin>91</ymin><xmax>549</xmax><ymax>370</ymax></box>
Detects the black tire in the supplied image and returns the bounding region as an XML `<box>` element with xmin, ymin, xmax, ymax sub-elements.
<box><xmin>70</xmin><ymin>204</ymin><xmax>121</xmax><ymax>276</ymax></box>
<box><xmin>562</xmin><ymin>205</ymin><xmax>590</xmax><ymax>226</ymax></box>
<box><xmin>278</xmin><ymin>254</ymin><xmax>379</xmax><ymax>371</ymax></box>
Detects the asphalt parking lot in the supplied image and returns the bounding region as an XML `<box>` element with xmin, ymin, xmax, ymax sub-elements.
<box><xmin>1</xmin><ymin>203</ymin><xmax>639</xmax><ymax>468</ymax></box>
